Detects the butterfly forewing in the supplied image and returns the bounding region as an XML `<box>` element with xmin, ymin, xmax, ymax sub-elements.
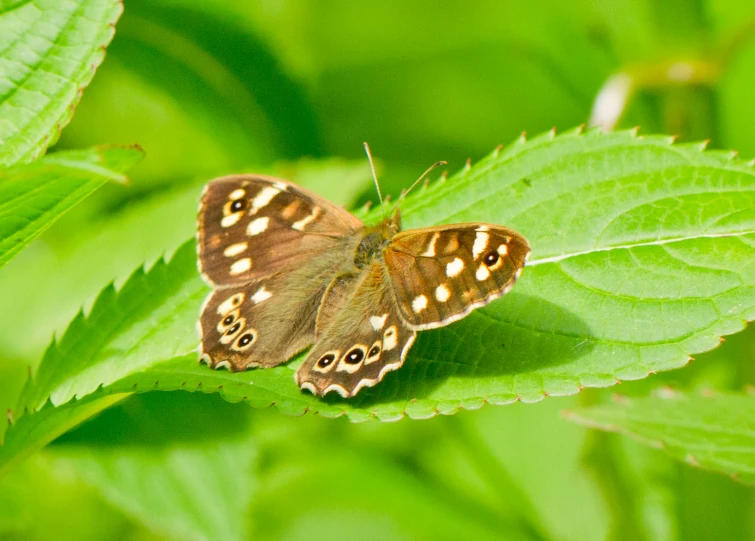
<box><xmin>198</xmin><ymin>174</ymin><xmax>365</xmax><ymax>371</ymax></box>
<box><xmin>198</xmin><ymin>175</ymin><xmax>363</xmax><ymax>286</ymax></box>
<box><xmin>384</xmin><ymin>224</ymin><xmax>530</xmax><ymax>330</ymax></box>
<box><xmin>296</xmin><ymin>262</ymin><xmax>417</xmax><ymax>398</ymax></box>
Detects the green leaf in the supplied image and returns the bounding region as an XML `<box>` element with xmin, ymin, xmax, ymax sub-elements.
<box><xmin>0</xmin><ymin>0</ymin><xmax>123</xmax><ymax>166</ymax></box>
<box><xmin>17</xmin><ymin>240</ymin><xmax>205</xmax><ymax>413</ymax></box>
<box><xmin>564</xmin><ymin>391</ymin><xmax>755</xmax><ymax>485</ymax></box>
<box><xmin>10</xmin><ymin>128</ymin><xmax>755</xmax><ymax>430</ymax></box>
<box><xmin>0</xmin><ymin>393</ymin><xmax>128</xmax><ymax>477</ymax></box>
<box><xmin>0</xmin><ymin>145</ymin><xmax>144</xmax><ymax>269</ymax></box>
<box><xmin>52</xmin><ymin>393</ymin><xmax>258</xmax><ymax>541</ymax></box>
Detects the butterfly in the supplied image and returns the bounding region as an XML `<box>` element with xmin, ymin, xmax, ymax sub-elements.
<box><xmin>196</xmin><ymin>171</ymin><xmax>530</xmax><ymax>398</ymax></box>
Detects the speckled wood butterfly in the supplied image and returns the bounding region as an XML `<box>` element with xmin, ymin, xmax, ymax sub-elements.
<box><xmin>197</xmin><ymin>169</ymin><xmax>529</xmax><ymax>398</ymax></box>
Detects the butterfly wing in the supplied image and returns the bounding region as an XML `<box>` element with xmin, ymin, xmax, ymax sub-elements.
<box><xmin>295</xmin><ymin>262</ymin><xmax>417</xmax><ymax>398</ymax></box>
<box><xmin>198</xmin><ymin>174</ymin><xmax>363</xmax><ymax>287</ymax></box>
<box><xmin>200</xmin><ymin>262</ymin><xmax>346</xmax><ymax>370</ymax></box>
<box><xmin>383</xmin><ymin>224</ymin><xmax>530</xmax><ymax>330</ymax></box>
<box><xmin>198</xmin><ymin>174</ymin><xmax>365</xmax><ymax>369</ymax></box>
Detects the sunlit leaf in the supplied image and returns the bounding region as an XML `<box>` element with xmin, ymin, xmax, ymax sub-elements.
<box><xmin>0</xmin><ymin>145</ymin><xmax>144</xmax><ymax>269</ymax></box>
<box><xmin>0</xmin><ymin>0</ymin><xmax>122</xmax><ymax>166</ymax></box>
<box><xmin>7</xmin><ymin>128</ymin><xmax>754</xmax><ymax>435</ymax></box>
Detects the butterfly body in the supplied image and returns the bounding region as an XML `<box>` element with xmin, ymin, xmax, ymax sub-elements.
<box><xmin>197</xmin><ymin>174</ymin><xmax>529</xmax><ymax>397</ymax></box>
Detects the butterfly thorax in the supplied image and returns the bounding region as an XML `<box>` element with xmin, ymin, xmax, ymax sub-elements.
<box><xmin>354</xmin><ymin>213</ymin><xmax>401</xmax><ymax>269</ymax></box>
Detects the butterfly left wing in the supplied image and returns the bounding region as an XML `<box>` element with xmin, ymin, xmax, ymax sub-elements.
<box><xmin>384</xmin><ymin>224</ymin><xmax>530</xmax><ymax>330</ymax></box>
<box><xmin>198</xmin><ymin>174</ymin><xmax>363</xmax><ymax>287</ymax></box>
<box><xmin>295</xmin><ymin>262</ymin><xmax>417</xmax><ymax>398</ymax></box>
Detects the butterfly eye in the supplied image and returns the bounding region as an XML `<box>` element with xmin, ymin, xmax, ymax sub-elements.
<box><xmin>317</xmin><ymin>353</ymin><xmax>336</xmax><ymax>368</ymax></box>
<box><xmin>226</xmin><ymin>322</ymin><xmax>242</xmax><ymax>335</ymax></box>
<box><xmin>230</xmin><ymin>198</ymin><xmax>247</xmax><ymax>213</ymax></box>
<box><xmin>483</xmin><ymin>251</ymin><xmax>500</xmax><ymax>266</ymax></box>
<box><xmin>344</xmin><ymin>348</ymin><xmax>365</xmax><ymax>365</ymax></box>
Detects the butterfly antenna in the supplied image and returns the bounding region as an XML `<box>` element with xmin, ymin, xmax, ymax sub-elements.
<box><xmin>363</xmin><ymin>142</ymin><xmax>385</xmax><ymax>220</ymax></box>
<box><xmin>396</xmin><ymin>160</ymin><xmax>447</xmax><ymax>206</ymax></box>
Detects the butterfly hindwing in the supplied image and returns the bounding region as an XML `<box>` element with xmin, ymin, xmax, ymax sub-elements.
<box><xmin>295</xmin><ymin>262</ymin><xmax>417</xmax><ymax>398</ymax></box>
<box><xmin>198</xmin><ymin>174</ymin><xmax>363</xmax><ymax>286</ymax></box>
<box><xmin>383</xmin><ymin>224</ymin><xmax>530</xmax><ymax>330</ymax></box>
<box><xmin>200</xmin><ymin>261</ymin><xmax>346</xmax><ymax>370</ymax></box>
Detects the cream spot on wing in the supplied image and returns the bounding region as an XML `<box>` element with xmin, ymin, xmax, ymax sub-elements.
<box><xmin>446</xmin><ymin>257</ymin><xmax>464</xmax><ymax>277</ymax></box>
<box><xmin>498</xmin><ymin>243</ymin><xmax>509</xmax><ymax>256</ymax></box>
<box><xmin>476</xmin><ymin>225</ymin><xmax>490</xmax><ymax>232</ymax></box>
<box><xmin>323</xmin><ymin>384</ymin><xmax>349</xmax><ymax>398</ymax></box>
<box><xmin>412</xmin><ymin>295</ymin><xmax>428</xmax><ymax>313</ymax></box>
<box><xmin>230</xmin><ymin>258</ymin><xmax>252</xmax><ymax>275</ymax></box>
<box><xmin>221</xmin><ymin>213</ymin><xmax>241</xmax><ymax>228</ymax></box>
<box><xmin>272</xmin><ymin>181</ymin><xmax>288</xmax><ymax>191</ymax></box>
<box><xmin>473</xmin><ymin>232</ymin><xmax>489</xmax><ymax>259</ymax></box>
<box><xmin>246</xmin><ymin>216</ymin><xmax>270</xmax><ymax>236</ymax></box>
<box><xmin>476</xmin><ymin>264</ymin><xmax>491</xmax><ymax>281</ymax></box>
<box><xmin>292</xmin><ymin>206</ymin><xmax>321</xmax><ymax>231</ymax></box>
<box><xmin>299</xmin><ymin>381</ymin><xmax>317</xmax><ymax>395</ymax></box>
<box><xmin>251</xmin><ymin>186</ymin><xmax>280</xmax><ymax>210</ymax></box>
<box><xmin>251</xmin><ymin>286</ymin><xmax>272</xmax><ymax>304</ymax></box>
<box><xmin>383</xmin><ymin>325</ymin><xmax>398</xmax><ymax>350</ymax></box>
<box><xmin>370</xmin><ymin>313</ymin><xmax>388</xmax><ymax>331</ymax></box>
<box><xmin>229</xmin><ymin>188</ymin><xmax>245</xmax><ymax>200</ymax></box>
<box><xmin>421</xmin><ymin>232</ymin><xmax>440</xmax><ymax>257</ymax></box>
<box><xmin>435</xmin><ymin>284</ymin><xmax>451</xmax><ymax>302</ymax></box>
<box><xmin>216</xmin><ymin>293</ymin><xmax>244</xmax><ymax>315</ymax></box>
<box><xmin>223</xmin><ymin>242</ymin><xmax>247</xmax><ymax>257</ymax></box>
<box><xmin>515</xmin><ymin>267</ymin><xmax>523</xmax><ymax>279</ymax></box>
<box><xmin>214</xmin><ymin>360</ymin><xmax>231</xmax><ymax>370</ymax></box>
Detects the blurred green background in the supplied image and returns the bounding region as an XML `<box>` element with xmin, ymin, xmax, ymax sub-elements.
<box><xmin>2</xmin><ymin>0</ymin><xmax>755</xmax><ymax>539</ymax></box>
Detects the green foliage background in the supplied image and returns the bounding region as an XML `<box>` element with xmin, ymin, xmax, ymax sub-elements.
<box><xmin>1</xmin><ymin>0</ymin><xmax>755</xmax><ymax>540</ymax></box>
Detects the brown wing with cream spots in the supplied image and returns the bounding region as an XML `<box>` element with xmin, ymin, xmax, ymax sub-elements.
<box><xmin>295</xmin><ymin>262</ymin><xmax>417</xmax><ymax>398</ymax></box>
<box><xmin>383</xmin><ymin>224</ymin><xmax>530</xmax><ymax>330</ymax></box>
<box><xmin>200</xmin><ymin>259</ymin><xmax>346</xmax><ymax>370</ymax></box>
<box><xmin>198</xmin><ymin>175</ymin><xmax>364</xmax><ymax>287</ymax></box>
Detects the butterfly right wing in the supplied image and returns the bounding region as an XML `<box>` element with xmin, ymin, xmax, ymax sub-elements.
<box><xmin>198</xmin><ymin>174</ymin><xmax>363</xmax><ymax>287</ymax></box>
<box><xmin>384</xmin><ymin>224</ymin><xmax>530</xmax><ymax>330</ymax></box>
<box><xmin>295</xmin><ymin>262</ymin><xmax>417</xmax><ymax>398</ymax></box>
